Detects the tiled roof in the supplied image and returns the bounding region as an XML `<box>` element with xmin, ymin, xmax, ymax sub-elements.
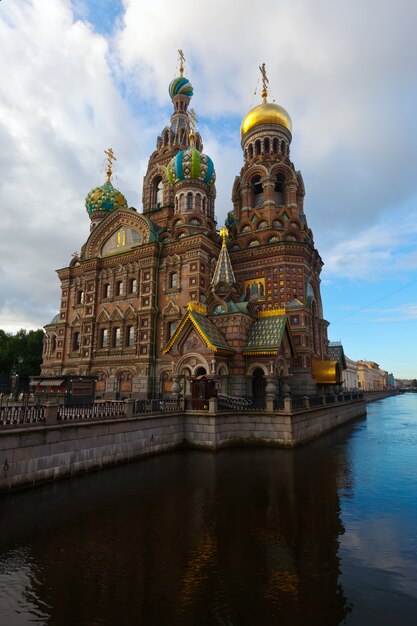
<box><xmin>212</xmin><ymin>240</ymin><xmax>235</xmax><ymax>286</ymax></box>
<box><xmin>162</xmin><ymin>308</ymin><xmax>234</xmax><ymax>354</ymax></box>
<box><xmin>328</xmin><ymin>343</ymin><xmax>346</xmax><ymax>368</ymax></box>
<box><xmin>243</xmin><ymin>314</ymin><xmax>287</xmax><ymax>354</ymax></box>
<box><xmin>286</xmin><ymin>298</ymin><xmax>304</xmax><ymax>309</ymax></box>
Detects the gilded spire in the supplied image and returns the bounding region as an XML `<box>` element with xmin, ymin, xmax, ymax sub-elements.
<box><xmin>178</xmin><ymin>49</ymin><xmax>185</xmax><ymax>77</ymax></box>
<box><xmin>212</xmin><ymin>227</ymin><xmax>236</xmax><ymax>286</ymax></box>
<box><xmin>189</xmin><ymin>108</ymin><xmax>197</xmax><ymax>147</ymax></box>
<box><xmin>104</xmin><ymin>148</ymin><xmax>116</xmax><ymax>183</ymax></box>
<box><xmin>259</xmin><ymin>62</ymin><xmax>269</xmax><ymax>103</ymax></box>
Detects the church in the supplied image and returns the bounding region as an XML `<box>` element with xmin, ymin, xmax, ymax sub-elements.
<box><xmin>41</xmin><ymin>56</ymin><xmax>340</xmax><ymax>402</ymax></box>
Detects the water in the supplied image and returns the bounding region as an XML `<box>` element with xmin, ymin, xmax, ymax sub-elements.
<box><xmin>0</xmin><ymin>394</ymin><xmax>416</xmax><ymax>625</ymax></box>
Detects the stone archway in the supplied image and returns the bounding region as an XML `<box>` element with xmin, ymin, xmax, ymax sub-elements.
<box><xmin>252</xmin><ymin>367</ymin><xmax>266</xmax><ymax>400</ymax></box>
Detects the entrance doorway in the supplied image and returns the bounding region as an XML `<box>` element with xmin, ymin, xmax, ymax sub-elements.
<box><xmin>252</xmin><ymin>368</ymin><xmax>266</xmax><ymax>401</ymax></box>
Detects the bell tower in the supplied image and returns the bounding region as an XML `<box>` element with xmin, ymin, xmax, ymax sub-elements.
<box><xmin>227</xmin><ymin>64</ymin><xmax>329</xmax><ymax>395</ymax></box>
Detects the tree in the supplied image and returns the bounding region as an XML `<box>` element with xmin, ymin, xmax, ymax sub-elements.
<box><xmin>0</xmin><ymin>329</ymin><xmax>44</xmax><ymax>377</ymax></box>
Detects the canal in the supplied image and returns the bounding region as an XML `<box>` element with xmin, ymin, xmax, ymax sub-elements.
<box><xmin>0</xmin><ymin>394</ymin><xmax>416</xmax><ymax>625</ymax></box>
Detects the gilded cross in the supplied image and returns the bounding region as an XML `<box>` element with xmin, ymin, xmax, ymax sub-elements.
<box><xmin>178</xmin><ymin>49</ymin><xmax>185</xmax><ymax>76</ymax></box>
<box><xmin>259</xmin><ymin>62</ymin><xmax>269</xmax><ymax>100</ymax></box>
<box><xmin>220</xmin><ymin>226</ymin><xmax>228</xmax><ymax>243</ymax></box>
<box><xmin>104</xmin><ymin>148</ymin><xmax>116</xmax><ymax>182</ymax></box>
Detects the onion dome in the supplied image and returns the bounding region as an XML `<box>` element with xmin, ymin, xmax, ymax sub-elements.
<box><xmin>166</xmin><ymin>145</ymin><xmax>215</xmax><ymax>186</ymax></box>
<box><xmin>169</xmin><ymin>76</ymin><xmax>193</xmax><ymax>99</ymax></box>
<box><xmin>240</xmin><ymin>101</ymin><xmax>292</xmax><ymax>137</ymax></box>
<box><xmin>85</xmin><ymin>181</ymin><xmax>128</xmax><ymax>215</ymax></box>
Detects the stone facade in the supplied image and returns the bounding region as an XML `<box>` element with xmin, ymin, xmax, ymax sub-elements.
<box><xmin>41</xmin><ymin>63</ymin><xmax>336</xmax><ymax>400</ymax></box>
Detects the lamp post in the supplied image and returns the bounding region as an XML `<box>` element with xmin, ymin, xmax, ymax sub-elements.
<box><xmin>10</xmin><ymin>356</ymin><xmax>23</xmax><ymax>402</ymax></box>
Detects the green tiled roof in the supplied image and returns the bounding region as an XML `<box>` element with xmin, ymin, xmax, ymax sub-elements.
<box><xmin>328</xmin><ymin>342</ymin><xmax>346</xmax><ymax>369</ymax></box>
<box><xmin>189</xmin><ymin>310</ymin><xmax>233</xmax><ymax>352</ymax></box>
<box><xmin>244</xmin><ymin>315</ymin><xmax>287</xmax><ymax>354</ymax></box>
<box><xmin>163</xmin><ymin>308</ymin><xmax>234</xmax><ymax>354</ymax></box>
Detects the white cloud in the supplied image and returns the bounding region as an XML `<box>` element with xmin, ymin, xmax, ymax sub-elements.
<box><xmin>1</xmin><ymin>0</ymin><xmax>417</xmax><ymax>332</ymax></box>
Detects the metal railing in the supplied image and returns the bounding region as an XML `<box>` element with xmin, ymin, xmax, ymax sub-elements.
<box><xmin>133</xmin><ymin>399</ymin><xmax>181</xmax><ymax>414</ymax></box>
<box><xmin>217</xmin><ymin>395</ymin><xmax>253</xmax><ymax>411</ymax></box>
<box><xmin>58</xmin><ymin>402</ymin><xmax>126</xmax><ymax>421</ymax></box>
<box><xmin>0</xmin><ymin>405</ymin><xmax>46</xmax><ymax>427</ymax></box>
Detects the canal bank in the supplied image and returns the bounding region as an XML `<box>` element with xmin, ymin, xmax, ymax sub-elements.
<box><xmin>1</xmin><ymin>395</ymin><xmax>366</xmax><ymax>492</ymax></box>
<box><xmin>1</xmin><ymin>393</ymin><xmax>416</xmax><ymax>626</ymax></box>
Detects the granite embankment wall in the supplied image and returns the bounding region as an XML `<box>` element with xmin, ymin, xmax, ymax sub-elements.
<box><xmin>364</xmin><ymin>390</ymin><xmax>400</xmax><ymax>402</ymax></box>
<box><xmin>1</xmin><ymin>399</ymin><xmax>366</xmax><ymax>492</ymax></box>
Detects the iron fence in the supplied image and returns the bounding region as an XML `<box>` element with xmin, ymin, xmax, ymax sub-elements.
<box><xmin>0</xmin><ymin>405</ymin><xmax>46</xmax><ymax>427</ymax></box>
<box><xmin>57</xmin><ymin>402</ymin><xmax>126</xmax><ymax>421</ymax></box>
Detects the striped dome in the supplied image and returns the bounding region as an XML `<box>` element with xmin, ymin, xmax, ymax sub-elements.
<box><xmin>166</xmin><ymin>146</ymin><xmax>215</xmax><ymax>186</ymax></box>
<box><xmin>169</xmin><ymin>76</ymin><xmax>193</xmax><ymax>99</ymax></box>
<box><xmin>85</xmin><ymin>181</ymin><xmax>128</xmax><ymax>215</ymax></box>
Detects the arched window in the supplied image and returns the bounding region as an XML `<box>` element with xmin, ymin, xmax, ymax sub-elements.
<box><xmin>272</xmin><ymin>138</ymin><xmax>279</xmax><ymax>153</ymax></box>
<box><xmin>195</xmin><ymin>193</ymin><xmax>201</xmax><ymax>211</ymax></box>
<box><xmin>275</xmin><ymin>173</ymin><xmax>285</xmax><ymax>204</ymax></box>
<box><xmin>202</xmin><ymin>197</ymin><xmax>206</xmax><ymax>214</ymax></box>
<box><xmin>179</xmin><ymin>193</ymin><xmax>186</xmax><ymax>211</ymax></box>
<box><xmin>255</xmin><ymin>140</ymin><xmax>261</xmax><ymax>156</ymax></box>
<box><xmin>103</xmin><ymin>283</ymin><xmax>110</xmax><ymax>299</ymax></box>
<box><xmin>281</xmin><ymin>140</ymin><xmax>286</xmax><ymax>155</ymax></box>
<box><xmin>116</xmin><ymin>281</ymin><xmax>123</xmax><ymax>296</ymax></box>
<box><xmin>248</xmin><ymin>143</ymin><xmax>254</xmax><ymax>159</ymax></box>
<box><xmin>76</xmin><ymin>290</ymin><xmax>84</xmax><ymax>305</ymax></box>
<box><xmin>170</xmin><ymin>272</ymin><xmax>178</xmax><ymax>289</ymax></box>
<box><xmin>264</xmin><ymin>137</ymin><xmax>270</xmax><ymax>154</ymax></box>
<box><xmin>72</xmin><ymin>331</ymin><xmax>80</xmax><ymax>352</ymax></box>
<box><xmin>129</xmin><ymin>278</ymin><xmax>137</xmax><ymax>294</ymax></box>
<box><xmin>186</xmin><ymin>193</ymin><xmax>193</xmax><ymax>210</ymax></box>
<box><xmin>126</xmin><ymin>325</ymin><xmax>135</xmax><ymax>347</ymax></box>
<box><xmin>112</xmin><ymin>327</ymin><xmax>121</xmax><ymax>348</ymax></box>
<box><xmin>168</xmin><ymin>321</ymin><xmax>177</xmax><ymax>339</ymax></box>
<box><xmin>100</xmin><ymin>328</ymin><xmax>108</xmax><ymax>348</ymax></box>
<box><xmin>154</xmin><ymin>177</ymin><xmax>164</xmax><ymax>208</ymax></box>
<box><xmin>51</xmin><ymin>336</ymin><xmax>57</xmax><ymax>352</ymax></box>
<box><xmin>252</xmin><ymin>175</ymin><xmax>264</xmax><ymax>206</ymax></box>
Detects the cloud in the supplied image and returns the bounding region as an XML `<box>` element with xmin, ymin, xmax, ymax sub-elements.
<box><xmin>1</xmin><ymin>0</ymin><xmax>417</xmax><ymax>332</ymax></box>
<box><xmin>0</xmin><ymin>0</ymin><xmax>144</xmax><ymax>329</ymax></box>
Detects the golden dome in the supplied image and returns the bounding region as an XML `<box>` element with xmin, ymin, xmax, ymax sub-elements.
<box><xmin>240</xmin><ymin>100</ymin><xmax>292</xmax><ymax>138</ymax></box>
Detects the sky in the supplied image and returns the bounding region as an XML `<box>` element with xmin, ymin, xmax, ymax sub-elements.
<box><xmin>0</xmin><ymin>0</ymin><xmax>416</xmax><ymax>378</ymax></box>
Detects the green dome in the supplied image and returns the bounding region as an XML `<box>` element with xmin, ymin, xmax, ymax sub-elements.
<box><xmin>166</xmin><ymin>146</ymin><xmax>215</xmax><ymax>186</ymax></box>
<box><xmin>85</xmin><ymin>181</ymin><xmax>128</xmax><ymax>215</ymax></box>
<box><xmin>169</xmin><ymin>76</ymin><xmax>193</xmax><ymax>100</ymax></box>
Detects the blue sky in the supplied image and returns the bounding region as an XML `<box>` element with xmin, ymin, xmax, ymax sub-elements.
<box><xmin>0</xmin><ymin>0</ymin><xmax>416</xmax><ymax>378</ymax></box>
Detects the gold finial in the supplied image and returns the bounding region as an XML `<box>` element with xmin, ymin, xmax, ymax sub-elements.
<box><xmin>104</xmin><ymin>148</ymin><xmax>116</xmax><ymax>183</ymax></box>
<box><xmin>178</xmin><ymin>49</ymin><xmax>185</xmax><ymax>77</ymax></box>
<box><xmin>259</xmin><ymin>62</ymin><xmax>269</xmax><ymax>102</ymax></box>
<box><xmin>219</xmin><ymin>226</ymin><xmax>228</xmax><ymax>245</ymax></box>
<box><xmin>189</xmin><ymin>108</ymin><xmax>197</xmax><ymax>146</ymax></box>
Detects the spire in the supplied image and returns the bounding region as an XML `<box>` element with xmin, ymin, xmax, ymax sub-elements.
<box><xmin>259</xmin><ymin>62</ymin><xmax>269</xmax><ymax>103</ymax></box>
<box><xmin>212</xmin><ymin>227</ymin><xmax>236</xmax><ymax>286</ymax></box>
<box><xmin>189</xmin><ymin>108</ymin><xmax>197</xmax><ymax>146</ymax></box>
<box><xmin>178</xmin><ymin>49</ymin><xmax>185</xmax><ymax>77</ymax></box>
<box><xmin>104</xmin><ymin>147</ymin><xmax>116</xmax><ymax>183</ymax></box>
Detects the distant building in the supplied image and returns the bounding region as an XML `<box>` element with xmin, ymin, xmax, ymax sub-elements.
<box><xmin>357</xmin><ymin>361</ymin><xmax>388</xmax><ymax>391</ymax></box>
<box><xmin>41</xmin><ymin>59</ymin><xmax>343</xmax><ymax>399</ymax></box>
<box><xmin>343</xmin><ymin>357</ymin><xmax>359</xmax><ymax>391</ymax></box>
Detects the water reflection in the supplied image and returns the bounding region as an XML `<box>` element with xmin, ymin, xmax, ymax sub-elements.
<box><xmin>0</xmin><ymin>395</ymin><xmax>416</xmax><ymax>625</ymax></box>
